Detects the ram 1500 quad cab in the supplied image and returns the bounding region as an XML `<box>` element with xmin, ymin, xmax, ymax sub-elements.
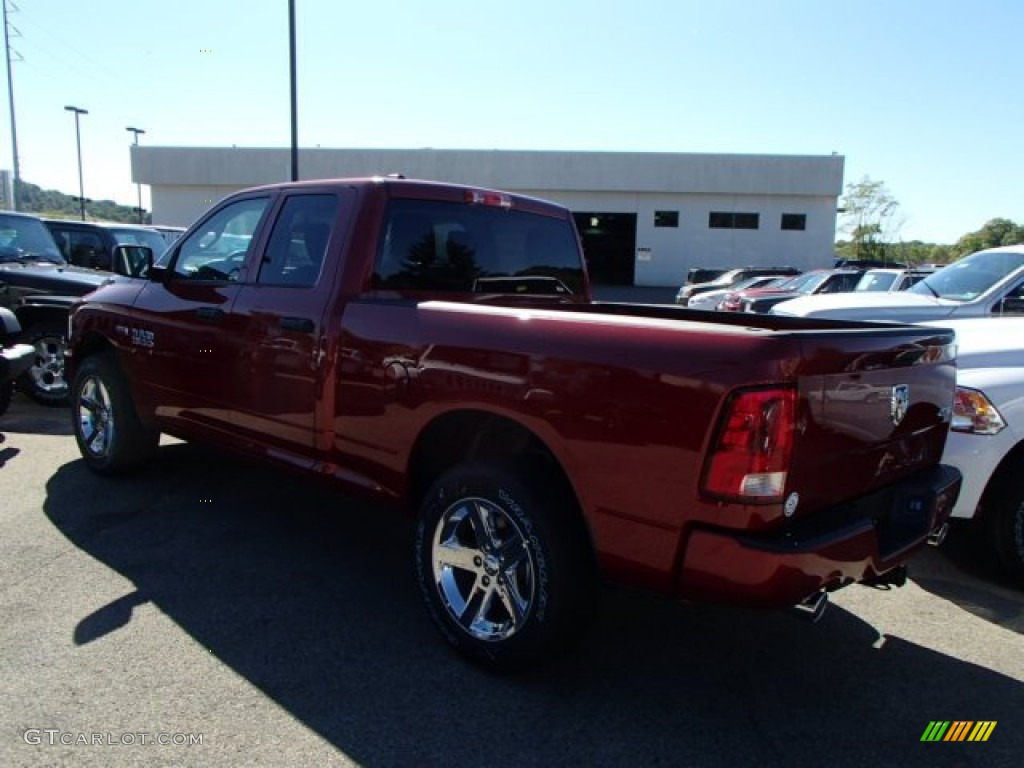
<box><xmin>67</xmin><ymin>178</ymin><xmax>962</xmax><ymax>669</ymax></box>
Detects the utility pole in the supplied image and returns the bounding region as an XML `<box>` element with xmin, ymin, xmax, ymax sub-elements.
<box><xmin>3</xmin><ymin>0</ymin><xmax>21</xmax><ymax>210</ymax></box>
<box><xmin>126</xmin><ymin>126</ymin><xmax>145</xmax><ymax>223</ymax></box>
<box><xmin>65</xmin><ymin>105</ymin><xmax>88</xmax><ymax>220</ymax></box>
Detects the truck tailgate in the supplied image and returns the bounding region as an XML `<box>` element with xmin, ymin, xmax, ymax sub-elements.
<box><xmin>787</xmin><ymin>327</ymin><xmax>956</xmax><ymax>518</ymax></box>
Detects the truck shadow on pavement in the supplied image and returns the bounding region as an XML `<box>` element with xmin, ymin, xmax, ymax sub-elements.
<box><xmin>43</xmin><ymin>445</ymin><xmax>1023</xmax><ymax>768</ymax></box>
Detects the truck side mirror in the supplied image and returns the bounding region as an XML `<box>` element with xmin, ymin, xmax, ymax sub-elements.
<box><xmin>111</xmin><ymin>244</ymin><xmax>153</xmax><ymax>278</ymax></box>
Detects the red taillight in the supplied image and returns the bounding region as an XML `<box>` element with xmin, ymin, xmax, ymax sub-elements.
<box><xmin>464</xmin><ymin>189</ymin><xmax>512</xmax><ymax>209</ymax></box>
<box><xmin>702</xmin><ymin>386</ymin><xmax>796</xmax><ymax>502</ymax></box>
<box><xmin>720</xmin><ymin>293</ymin><xmax>740</xmax><ymax>312</ymax></box>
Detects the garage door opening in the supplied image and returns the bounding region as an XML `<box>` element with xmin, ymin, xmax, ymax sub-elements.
<box><xmin>573</xmin><ymin>212</ymin><xmax>636</xmax><ymax>286</ymax></box>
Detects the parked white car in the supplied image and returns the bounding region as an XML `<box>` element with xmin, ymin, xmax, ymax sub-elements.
<box><xmin>772</xmin><ymin>245</ymin><xmax>1024</xmax><ymax>321</ymax></box>
<box><xmin>925</xmin><ymin>316</ymin><xmax>1024</xmax><ymax>582</ymax></box>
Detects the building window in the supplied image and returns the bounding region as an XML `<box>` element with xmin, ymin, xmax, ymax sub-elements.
<box><xmin>781</xmin><ymin>213</ymin><xmax>807</xmax><ymax>231</ymax></box>
<box><xmin>709</xmin><ymin>212</ymin><xmax>759</xmax><ymax>230</ymax></box>
<box><xmin>654</xmin><ymin>210</ymin><xmax>679</xmax><ymax>228</ymax></box>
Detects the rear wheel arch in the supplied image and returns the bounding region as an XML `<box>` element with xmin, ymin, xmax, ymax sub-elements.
<box><xmin>977</xmin><ymin>440</ymin><xmax>1024</xmax><ymax>517</ymax></box>
<box><xmin>977</xmin><ymin>442</ymin><xmax>1024</xmax><ymax>583</ymax></box>
<box><xmin>406</xmin><ymin>409</ymin><xmax>595</xmax><ymax>556</ymax></box>
<box><xmin>408</xmin><ymin>410</ymin><xmax>579</xmax><ymax>508</ymax></box>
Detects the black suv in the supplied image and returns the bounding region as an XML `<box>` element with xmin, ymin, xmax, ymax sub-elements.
<box><xmin>43</xmin><ymin>219</ymin><xmax>167</xmax><ymax>273</ymax></box>
<box><xmin>0</xmin><ymin>211</ymin><xmax>153</xmax><ymax>404</ymax></box>
<box><xmin>675</xmin><ymin>265</ymin><xmax>801</xmax><ymax>305</ymax></box>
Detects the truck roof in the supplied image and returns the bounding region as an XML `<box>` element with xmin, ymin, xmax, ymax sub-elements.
<box><xmin>240</xmin><ymin>176</ymin><xmax>571</xmax><ymax>216</ymax></box>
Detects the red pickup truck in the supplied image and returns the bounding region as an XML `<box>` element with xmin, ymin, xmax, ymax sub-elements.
<box><xmin>67</xmin><ymin>177</ymin><xmax>961</xmax><ymax>670</ymax></box>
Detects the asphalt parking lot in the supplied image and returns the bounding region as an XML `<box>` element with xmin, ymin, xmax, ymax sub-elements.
<box><xmin>1</xmin><ymin>393</ymin><xmax>1022</xmax><ymax>768</ymax></box>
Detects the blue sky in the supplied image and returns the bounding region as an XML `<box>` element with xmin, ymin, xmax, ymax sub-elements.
<box><xmin>3</xmin><ymin>0</ymin><xmax>1021</xmax><ymax>243</ymax></box>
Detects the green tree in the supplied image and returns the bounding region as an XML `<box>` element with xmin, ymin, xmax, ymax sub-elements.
<box><xmin>929</xmin><ymin>244</ymin><xmax>953</xmax><ymax>264</ymax></box>
<box><xmin>839</xmin><ymin>176</ymin><xmax>903</xmax><ymax>262</ymax></box>
<box><xmin>953</xmin><ymin>218</ymin><xmax>1024</xmax><ymax>257</ymax></box>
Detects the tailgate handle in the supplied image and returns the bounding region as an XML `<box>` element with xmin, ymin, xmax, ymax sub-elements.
<box><xmin>195</xmin><ymin>306</ymin><xmax>225</xmax><ymax>322</ymax></box>
<box><xmin>280</xmin><ymin>316</ymin><xmax>315</xmax><ymax>333</ymax></box>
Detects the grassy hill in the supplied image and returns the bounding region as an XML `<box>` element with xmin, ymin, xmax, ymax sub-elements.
<box><xmin>11</xmin><ymin>180</ymin><xmax>149</xmax><ymax>223</ymax></box>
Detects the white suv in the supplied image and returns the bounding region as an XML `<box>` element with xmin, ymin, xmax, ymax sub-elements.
<box><xmin>926</xmin><ymin>316</ymin><xmax>1024</xmax><ymax>583</ymax></box>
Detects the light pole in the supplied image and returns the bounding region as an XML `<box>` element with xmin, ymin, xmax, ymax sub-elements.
<box><xmin>288</xmin><ymin>0</ymin><xmax>298</xmax><ymax>182</ymax></box>
<box><xmin>126</xmin><ymin>126</ymin><xmax>145</xmax><ymax>223</ymax></box>
<box><xmin>64</xmin><ymin>105</ymin><xmax>88</xmax><ymax>220</ymax></box>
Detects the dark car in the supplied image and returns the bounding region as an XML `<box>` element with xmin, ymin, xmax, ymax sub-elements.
<box><xmin>44</xmin><ymin>219</ymin><xmax>166</xmax><ymax>274</ymax></box>
<box><xmin>720</xmin><ymin>268</ymin><xmax>863</xmax><ymax>313</ymax></box>
<box><xmin>675</xmin><ymin>265</ymin><xmax>801</xmax><ymax>305</ymax></box>
<box><xmin>0</xmin><ymin>211</ymin><xmax>152</xmax><ymax>404</ymax></box>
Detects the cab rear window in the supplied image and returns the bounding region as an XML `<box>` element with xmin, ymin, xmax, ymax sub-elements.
<box><xmin>372</xmin><ymin>199</ymin><xmax>584</xmax><ymax>296</ymax></box>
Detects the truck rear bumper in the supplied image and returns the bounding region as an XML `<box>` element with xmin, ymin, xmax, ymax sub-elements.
<box><xmin>677</xmin><ymin>464</ymin><xmax>962</xmax><ymax>606</ymax></box>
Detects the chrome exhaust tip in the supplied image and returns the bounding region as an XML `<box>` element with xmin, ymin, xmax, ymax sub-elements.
<box><xmin>927</xmin><ymin>522</ymin><xmax>949</xmax><ymax>547</ymax></box>
<box><xmin>792</xmin><ymin>591</ymin><xmax>828</xmax><ymax>623</ymax></box>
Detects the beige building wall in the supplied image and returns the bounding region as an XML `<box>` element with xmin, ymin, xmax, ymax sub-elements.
<box><xmin>133</xmin><ymin>147</ymin><xmax>844</xmax><ymax>287</ymax></box>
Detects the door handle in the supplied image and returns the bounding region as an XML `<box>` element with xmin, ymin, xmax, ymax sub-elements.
<box><xmin>279</xmin><ymin>316</ymin><xmax>315</xmax><ymax>333</ymax></box>
<box><xmin>195</xmin><ymin>306</ymin><xmax>225</xmax><ymax>321</ymax></box>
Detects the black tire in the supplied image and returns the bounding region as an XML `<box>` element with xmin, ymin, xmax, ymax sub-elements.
<box><xmin>0</xmin><ymin>380</ymin><xmax>12</xmax><ymax>417</ymax></box>
<box><xmin>984</xmin><ymin>463</ymin><xmax>1024</xmax><ymax>585</ymax></box>
<box><xmin>71</xmin><ymin>352</ymin><xmax>159</xmax><ymax>474</ymax></box>
<box><xmin>414</xmin><ymin>460</ymin><xmax>597</xmax><ymax>671</ymax></box>
<box><xmin>19</xmin><ymin>322</ymin><xmax>71</xmax><ymax>406</ymax></box>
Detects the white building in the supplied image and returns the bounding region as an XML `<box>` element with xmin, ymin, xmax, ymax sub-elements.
<box><xmin>132</xmin><ymin>147</ymin><xmax>844</xmax><ymax>287</ymax></box>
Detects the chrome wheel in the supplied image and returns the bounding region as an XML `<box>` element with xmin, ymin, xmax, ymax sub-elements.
<box><xmin>27</xmin><ymin>331</ymin><xmax>68</xmax><ymax>399</ymax></box>
<box><xmin>431</xmin><ymin>496</ymin><xmax>536</xmax><ymax>642</ymax></box>
<box><xmin>76</xmin><ymin>374</ymin><xmax>115</xmax><ymax>459</ymax></box>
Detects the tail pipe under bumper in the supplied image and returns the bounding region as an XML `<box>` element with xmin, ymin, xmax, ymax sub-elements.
<box><xmin>677</xmin><ymin>464</ymin><xmax>962</xmax><ymax>607</ymax></box>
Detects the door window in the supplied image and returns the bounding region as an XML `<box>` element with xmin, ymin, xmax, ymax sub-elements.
<box><xmin>257</xmin><ymin>194</ymin><xmax>338</xmax><ymax>287</ymax></box>
<box><xmin>173</xmin><ymin>197</ymin><xmax>270</xmax><ymax>281</ymax></box>
<box><xmin>994</xmin><ymin>280</ymin><xmax>1024</xmax><ymax>314</ymax></box>
<box><xmin>65</xmin><ymin>231</ymin><xmax>110</xmax><ymax>270</ymax></box>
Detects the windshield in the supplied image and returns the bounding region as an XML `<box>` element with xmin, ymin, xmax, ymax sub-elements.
<box><xmin>910</xmin><ymin>250</ymin><xmax>1024</xmax><ymax>301</ymax></box>
<box><xmin>729</xmin><ymin>275</ymin><xmax>773</xmax><ymax>291</ymax></box>
<box><xmin>773</xmin><ymin>272</ymin><xmax>824</xmax><ymax>292</ymax></box>
<box><xmin>109</xmin><ymin>227</ymin><xmax>168</xmax><ymax>258</ymax></box>
<box><xmin>709</xmin><ymin>269</ymin><xmax>743</xmax><ymax>286</ymax></box>
<box><xmin>855</xmin><ymin>271</ymin><xmax>898</xmax><ymax>291</ymax></box>
<box><xmin>0</xmin><ymin>214</ymin><xmax>65</xmax><ymax>264</ymax></box>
